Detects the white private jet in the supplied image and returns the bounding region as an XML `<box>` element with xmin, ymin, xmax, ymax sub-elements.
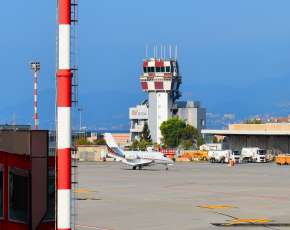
<box><xmin>104</xmin><ymin>133</ymin><xmax>174</xmax><ymax>170</ymax></box>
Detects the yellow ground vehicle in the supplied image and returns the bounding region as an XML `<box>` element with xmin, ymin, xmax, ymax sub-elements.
<box><xmin>178</xmin><ymin>150</ymin><xmax>208</xmax><ymax>161</ymax></box>
<box><xmin>275</xmin><ymin>154</ymin><xmax>290</xmax><ymax>165</ymax></box>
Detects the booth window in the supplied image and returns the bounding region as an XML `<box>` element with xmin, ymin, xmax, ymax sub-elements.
<box><xmin>9</xmin><ymin>167</ymin><xmax>29</xmax><ymax>223</ymax></box>
<box><xmin>45</xmin><ymin>168</ymin><xmax>55</xmax><ymax>221</ymax></box>
<box><xmin>0</xmin><ymin>167</ymin><xmax>3</xmax><ymax>218</ymax></box>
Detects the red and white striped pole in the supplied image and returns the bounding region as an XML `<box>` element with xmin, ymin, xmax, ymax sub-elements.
<box><xmin>30</xmin><ymin>61</ymin><xmax>40</xmax><ymax>129</ymax></box>
<box><xmin>33</xmin><ymin>73</ymin><xmax>39</xmax><ymax>129</ymax></box>
<box><xmin>57</xmin><ymin>0</ymin><xmax>72</xmax><ymax>229</ymax></box>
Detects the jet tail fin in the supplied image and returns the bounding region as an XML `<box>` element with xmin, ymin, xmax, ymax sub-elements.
<box><xmin>104</xmin><ymin>133</ymin><xmax>119</xmax><ymax>148</ymax></box>
<box><xmin>104</xmin><ymin>133</ymin><xmax>125</xmax><ymax>158</ymax></box>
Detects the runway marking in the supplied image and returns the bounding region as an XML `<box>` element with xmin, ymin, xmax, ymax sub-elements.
<box><xmin>197</xmin><ymin>205</ymin><xmax>236</xmax><ymax>209</ymax></box>
<box><xmin>74</xmin><ymin>188</ymin><xmax>95</xmax><ymax>194</ymax></box>
<box><xmin>229</xmin><ymin>218</ymin><xmax>272</xmax><ymax>225</ymax></box>
<box><xmin>74</xmin><ymin>188</ymin><xmax>100</xmax><ymax>200</ymax></box>
<box><xmin>212</xmin><ymin>222</ymin><xmax>290</xmax><ymax>227</ymax></box>
<box><xmin>210</xmin><ymin>212</ymin><xmax>281</xmax><ymax>229</ymax></box>
<box><xmin>76</xmin><ymin>224</ymin><xmax>114</xmax><ymax>230</ymax></box>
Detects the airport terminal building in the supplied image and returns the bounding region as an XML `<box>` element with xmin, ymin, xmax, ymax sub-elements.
<box><xmin>202</xmin><ymin>123</ymin><xmax>290</xmax><ymax>154</ymax></box>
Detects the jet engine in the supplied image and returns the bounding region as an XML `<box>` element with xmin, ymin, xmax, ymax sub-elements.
<box><xmin>125</xmin><ymin>152</ymin><xmax>138</xmax><ymax>160</ymax></box>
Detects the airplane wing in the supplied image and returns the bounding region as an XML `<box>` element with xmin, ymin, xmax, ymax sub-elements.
<box><xmin>107</xmin><ymin>152</ymin><xmax>125</xmax><ymax>162</ymax></box>
<box><xmin>123</xmin><ymin>158</ymin><xmax>154</xmax><ymax>167</ymax></box>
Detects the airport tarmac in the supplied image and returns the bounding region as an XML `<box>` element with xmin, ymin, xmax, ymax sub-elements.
<box><xmin>76</xmin><ymin>162</ymin><xmax>290</xmax><ymax>230</ymax></box>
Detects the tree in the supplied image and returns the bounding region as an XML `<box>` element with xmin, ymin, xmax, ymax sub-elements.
<box><xmin>196</xmin><ymin>136</ymin><xmax>205</xmax><ymax>147</ymax></box>
<box><xmin>138</xmin><ymin>139</ymin><xmax>149</xmax><ymax>151</ymax></box>
<box><xmin>75</xmin><ymin>137</ymin><xmax>91</xmax><ymax>145</ymax></box>
<box><xmin>160</xmin><ymin>117</ymin><xmax>186</xmax><ymax>147</ymax></box>
<box><xmin>179</xmin><ymin>124</ymin><xmax>199</xmax><ymax>141</ymax></box>
<box><xmin>244</xmin><ymin>118</ymin><xmax>264</xmax><ymax>124</ymax></box>
<box><xmin>180</xmin><ymin>139</ymin><xmax>193</xmax><ymax>150</ymax></box>
<box><xmin>160</xmin><ymin>117</ymin><xmax>205</xmax><ymax>149</ymax></box>
<box><xmin>129</xmin><ymin>140</ymin><xmax>140</xmax><ymax>150</ymax></box>
<box><xmin>212</xmin><ymin>136</ymin><xmax>219</xmax><ymax>143</ymax></box>
<box><xmin>93</xmin><ymin>138</ymin><xmax>106</xmax><ymax>145</ymax></box>
<box><xmin>141</xmin><ymin>122</ymin><xmax>152</xmax><ymax>142</ymax></box>
<box><xmin>129</xmin><ymin>139</ymin><xmax>151</xmax><ymax>151</ymax></box>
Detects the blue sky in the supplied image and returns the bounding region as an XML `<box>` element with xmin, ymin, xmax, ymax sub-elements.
<box><xmin>1</xmin><ymin>0</ymin><xmax>290</xmax><ymax>130</ymax></box>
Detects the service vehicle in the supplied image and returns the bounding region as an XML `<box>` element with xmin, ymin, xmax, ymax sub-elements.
<box><xmin>241</xmin><ymin>147</ymin><xmax>267</xmax><ymax>163</ymax></box>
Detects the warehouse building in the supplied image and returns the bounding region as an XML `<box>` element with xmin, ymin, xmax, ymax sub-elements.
<box><xmin>77</xmin><ymin>145</ymin><xmax>108</xmax><ymax>162</ymax></box>
<box><xmin>202</xmin><ymin>123</ymin><xmax>290</xmax><ymax>154</ymax></box>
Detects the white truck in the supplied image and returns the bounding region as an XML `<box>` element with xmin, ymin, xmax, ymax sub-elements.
<box><xmin>240</xmin><ymin>147</ymin><xmax>267</xmax><ymax>163</ymax></box>
<box><xmin>232</xmin><ymin>150</ymin><xmax>241</xmax><ymax>163</ymax></box>
<box><xmin>208</xmin><ymin>150</ymin><xmax>240</xmax><ymax>163</ymax></box>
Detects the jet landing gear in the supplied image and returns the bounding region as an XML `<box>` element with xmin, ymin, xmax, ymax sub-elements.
<box><xmin>132</xmin><ymin>165</ymin><xmax>143</xmax><ymax>170</ymax></box>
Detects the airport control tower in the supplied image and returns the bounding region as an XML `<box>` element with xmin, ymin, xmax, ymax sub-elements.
<box><xmin>140</xmin><ymin>58</ymin><xmax>181</xmax><ymax>143</ymax></box>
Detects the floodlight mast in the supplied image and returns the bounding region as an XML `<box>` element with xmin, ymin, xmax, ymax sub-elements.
<box><xmin>30</xmin><ymin>61</ymin><xmax>40</xmax><ymax>129</ymax></box>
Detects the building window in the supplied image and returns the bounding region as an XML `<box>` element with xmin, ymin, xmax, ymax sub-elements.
<box><xmin>161</xmin><ymin>67</ymin><xmax>165</xmax><ymax>72</ymax></box>
<box><xmin>0</xmin><ymin>167</ymin><xmax>3</xmax><ymax>218</ymax></box>
<box><xmin>166</xmin><ymin>66</ymin><xmax>170</xmax><ymax>72</ymax></box>
<box><xmin>9</xmin><ymin>167</ymin><xmax>29</xmax><ymax>223</ymax></box>
<box><xmin>156</xmin><ymin>67</ymin><xmax>161</xmax><ymax>72</ymax></box>
<box><xmin>45</xmin><ymin>168</ymin><xmax>55</xmax><ymax>221</ymax></box>
<box><xmin>143</xmin><ymin>67</ymin><xmax>148</xmax><ymax>73</ymax></box>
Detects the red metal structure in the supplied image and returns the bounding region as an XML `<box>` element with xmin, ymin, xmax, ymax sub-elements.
<box><xmin>0</xmin><ymin>130</ymin><xmax>54</xmax><ymax>230</ymax></box>
<box><xmin>57</xmin><ymin>0</ymin><xmax>72</xmax><ymax>229</ymax></box>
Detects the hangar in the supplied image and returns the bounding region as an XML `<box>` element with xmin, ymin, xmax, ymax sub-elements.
<box><xmin>202</xmin><ymin>123</ymin><xmax>290</xmax><ymax>154</ymax></box>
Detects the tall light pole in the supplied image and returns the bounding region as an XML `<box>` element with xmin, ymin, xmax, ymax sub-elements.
<box><xmin>30</xmin><ymin>61</ymin><xmax>40</xmax><ymax>129</ymax></box>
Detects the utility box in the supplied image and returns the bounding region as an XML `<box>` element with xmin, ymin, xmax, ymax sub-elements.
<box><xmin>0</xmin><ymin>130</ymin><xmax>55</xmax><ymax>230</ymax></box>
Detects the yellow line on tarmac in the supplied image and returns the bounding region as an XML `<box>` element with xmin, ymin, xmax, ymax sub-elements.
<box><xmin>229</xmin><ymin>218</ymin><xmax>272</xmax><ymax>225</ymax></box>
<box><xmin>197</xmin><ymin>205</ymin><xmax>236</xmax><ymax>209</ymax></box>
<box><xmin>74</xmin><ymin>188</ymin><xmax>94</xmax><ymax>194</ymax></box>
